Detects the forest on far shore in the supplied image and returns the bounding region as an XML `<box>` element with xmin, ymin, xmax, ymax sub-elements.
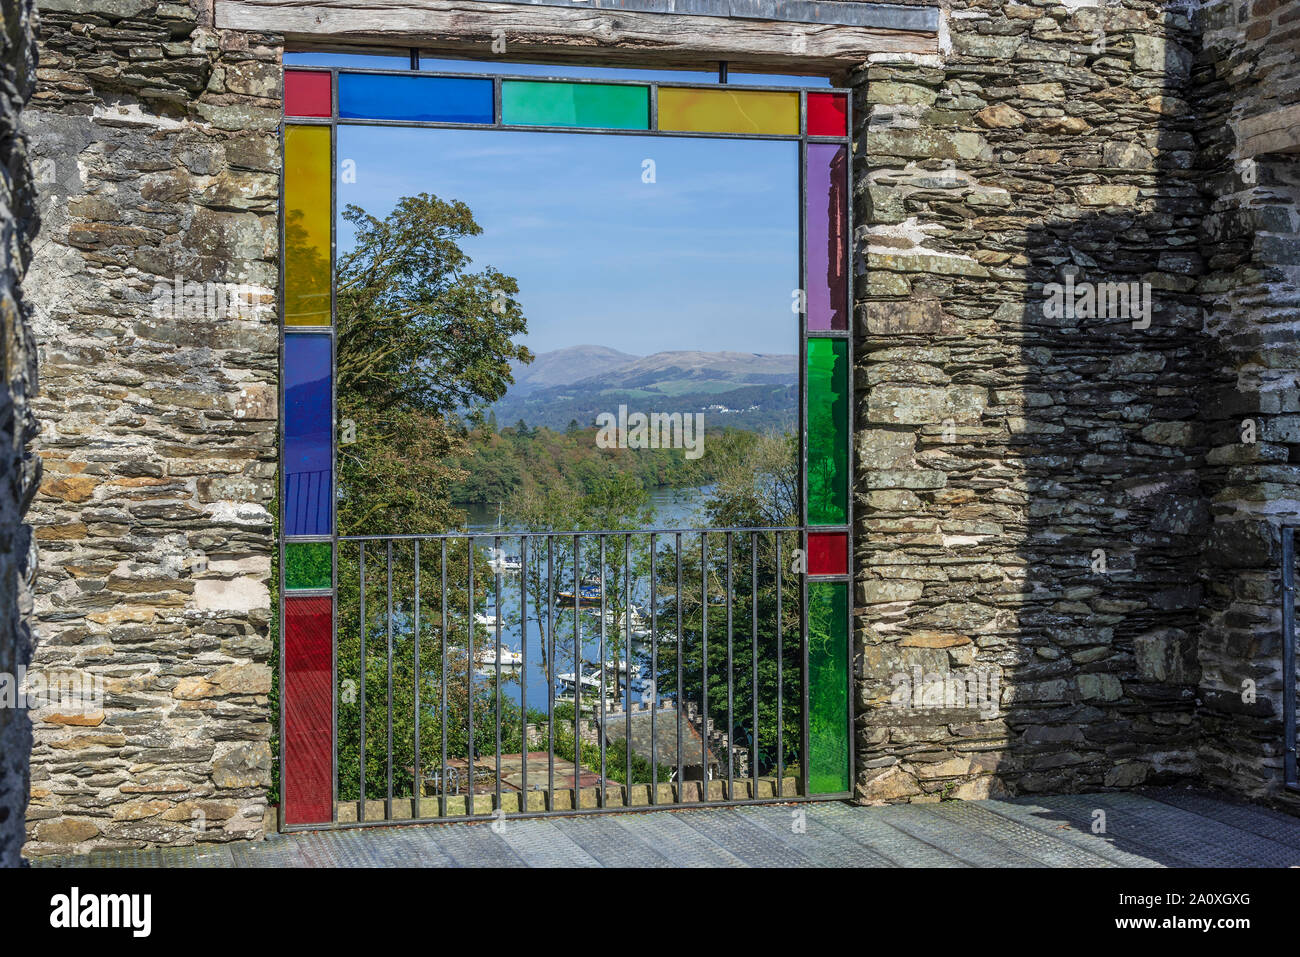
<box><xmin>447</xmin><ymin>418</ymin><xmax>765</xmax><ymax>507</ymax></box>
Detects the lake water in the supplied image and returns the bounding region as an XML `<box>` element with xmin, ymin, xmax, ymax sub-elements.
<box><xmin>461</xmin><ymin>484</ymin><xmax>711</xmax><ymax>533</ymax></box>
<box><xmin>458</xmin><ymin>485</ymin><xmax>711</xmax><ymax>715</ymax></box>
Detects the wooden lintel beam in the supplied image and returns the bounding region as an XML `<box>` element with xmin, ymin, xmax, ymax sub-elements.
<box><xmin>214</xmin><ymin>0</ymin><xmax>939</xmax><ymax>73</ymax></box>
<box><xmin>1238</xmin><ymin>103</ymin><xmax>1300</xmax><ymax>158</ymax></box>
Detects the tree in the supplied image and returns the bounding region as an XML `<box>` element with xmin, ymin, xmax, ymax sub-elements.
<box><xmin>330</xmin><ymin>194</ymin><xmax>536</xmax><ymax>801</ymax></box>
<box><xmin>334</xmin><ymin>193</ymin><xmax>532</xmax><ymax>537</ymax></box>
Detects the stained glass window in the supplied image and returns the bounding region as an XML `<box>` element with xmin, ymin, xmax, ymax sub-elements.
<box><xmin>279</xmin><ymin>63</ymin><xmax>855</xmax><ymax>820</ymax></box>
<box><xmin>502</xmin><ymin>80</ymin><xmax>649</xmax><ymax>129</ymax></box>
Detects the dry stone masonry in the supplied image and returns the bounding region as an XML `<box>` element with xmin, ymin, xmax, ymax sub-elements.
<box><xmin>853</xmin><ymin>0</ymin><xmax>1300</xmax><ymax>805</ymax></box>
<box><xmin>13</xmin><ymin>0</ymin><xmax>1300</xmax><ymax>853</ymax></box>
<box><xmin>0</xmin><ymin>0</ymin><xmax>40</xmax><ymax>869</ymax></box>
<box><xmin>23</xmin><ymin>0</ymin><xmax>279</xmax><ymax>854</ymax></box>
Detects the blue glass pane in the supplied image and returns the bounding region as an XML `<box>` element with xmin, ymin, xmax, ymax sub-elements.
<box><xmin>338</xmin><ymin>73</ymin><xmax>493</xmax><ymax>123</ymax></box>
<box><xmin>284</xmin><ymin>334</ymin><xmax>332</xmax><ymax>536</ymax></box>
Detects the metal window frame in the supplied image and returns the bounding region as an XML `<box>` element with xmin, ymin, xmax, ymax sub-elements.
<box><xmin>277</xmin><ymin>55</ymin><xmax>854</xmax><ymax>831</ymax></box>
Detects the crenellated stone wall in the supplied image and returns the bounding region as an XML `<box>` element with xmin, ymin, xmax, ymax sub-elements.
<box><xmin>0</xmin><ymin>0</ymin><xmax>41</xmax><ymax>869</ymax></box>
<box><xmin>22</xmin><ymin>0</ymin><xmax>281</xmax><ymax>855</ymax></box>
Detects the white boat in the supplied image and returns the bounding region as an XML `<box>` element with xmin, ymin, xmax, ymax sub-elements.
<box><xmin>489</xmin><ymin>553</ymin><xmax>522</xmax><ymax>574</ymax></box>
<box><xmin>449</xmin><ymin>642</ymin><xmax>522</xmax><ymax>670</ymax></box>
<box><xmin>602</xmin><ymin>660</ymin><xmax>640</xmax><ymax>681</ymax></box>
<box><xmin>474</xmin><ymin>610</ymin><xmax>502</xmax><ymax>627</ymax></box>
<box><xmin>555</xmin><ymin>670</ymin><xmax>623</xmax><ymax>708</ymax></box>
<box><xmin>599</xmin><ymin>603</ymin><xmax>652</xmax><ymax>638</ymax></box>
<box><xmin>476</xmin><ymin>644</ymin><xmax>521</xmax><ymax>668</ymax></box>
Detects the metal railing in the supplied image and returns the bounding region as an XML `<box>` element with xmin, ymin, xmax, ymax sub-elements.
<box><xmin>1284</xmin><ymin>526</ymin><xmax>1298</xmax><ymax>792</ymax></box>
<box><xmin>329</xmin><ymin>527</ymin><xmax>816</xmax><ymax>824</ymax></box>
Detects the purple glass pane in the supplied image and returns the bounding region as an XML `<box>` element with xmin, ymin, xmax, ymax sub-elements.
<box><xmin>284</xmin><ymin>334</ymin><xmax>332</xmax><ymax>536</ymax></box>
<box><xmin>806</xmin><ymin>143</ymin><xmax>848</xmax><ymax>332</ymax></box>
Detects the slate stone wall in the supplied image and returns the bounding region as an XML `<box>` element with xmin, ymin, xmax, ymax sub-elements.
<box><xmin>22</xmin><ymin>0</ymin><xmax>280</xmax><ymax>855</ymax></box>
<box><xmin>1194</xmin><ymin>0</ymin><xmax>1300</xmax><ymax>799</ymax></box>
<box><xmin>16</xmin><ymin>0</ymin><xmax>1300</xmax><ymax>852</ymax></box>
<box><xmin>0</xmin><ymin>0</ymin><xmax>41</xmax><ymax>869</ymax></box>
<box><xmin>853</xmin><ymin>0</ymin><xmax>1210</xmax><ymax>801</ymax></box>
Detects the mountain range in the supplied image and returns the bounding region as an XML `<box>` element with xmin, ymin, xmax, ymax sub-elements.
<box><xmin>492</xmin><ymin>344</ymin><xmax>798</xmax><ymax>432</ymax></box>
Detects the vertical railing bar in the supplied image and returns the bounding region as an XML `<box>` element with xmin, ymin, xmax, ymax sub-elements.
<box><xmin>726</xmin><ymin>530</ymin><xmax>734</xmax><ymax>801</ymax></box>
<box><xmin>701</xmin><ymin>531</ymin><xmax>709</xmax><ymax>802</ymax></box>
<box><xmin>676</xmin><ymin>532</ymin><xmax>684</xmax><ymax>805</ymax></box>
<box><xmin>359</xmin><ymin>542</ymin><xmax>367</xmax><ymax>821</ymax></box>
<box><xmin>624</xmin><ymin>534</ymin><xmax>632</xmax><ymax>798</ymax></box>
<box><xmin>547</xmin><ymin>537</ymin><xmax>555</xmax><ymax>807</ymax></box>
<box><xmin>776</xmin><ymin>534</ymin><xmax>784</xmax><ymax>799</ymax></box>
<box><xmin>1285</xmin><ymin>527</ymin><xmax>1297</xmax><ymax>787</ymax></box>
<box><xmin>800</xmin><ymin>531</ymin><xmax>811</xmax><ymax>799</ymax></box>
<box><xmin>751</xmin><ymin>532</ymin><xmax>759</xmax><ymax>798</ymax></box>
<box><xmin>573</xmin><ymin>534</ymin><xmax>581</xmax><ymax>809</ymax></box>
<box><xmin>494</xmin><ymin>534</ymin><xmax>503</xmax><ymax>813</ymax></box>
<box><xmin>650</xmin><ymin>532</ymin><xmax>658</xmax><ymax>805</ymax></box>
<box><xmin>599</xmin><ymin>535</ymin><xmax>607</xmax><ymax>809</ymax></box>
<box><xmin>520</xmin><ymin>536</ymin><xmax>529</xmax><ymax>807</ymax></box>
<box><xmin>440</xmin><ymin>539</ymin><xmax>448</xmax><ymax>818</ymax></box>
<box><xmin>414</xmin><ymin>539</ymin><xmax>421</xmax><ymax>814</ymax></box>
<box><xmin>467</xmin><ymin>537</ymin><xmax>475</xmax><ymax>808</ymax></box>
<box><xmin>386</xmin><ymin>540</ymin><xmax>393</xmax><ymax>819</ymax></box>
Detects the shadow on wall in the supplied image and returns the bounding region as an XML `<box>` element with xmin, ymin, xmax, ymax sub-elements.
<box><xmin>1195</xmin><ymin>148</ymin><xmax>1300</xmax><ymax>790</ymax></box>
<box><xmin>854</xmin><ymin>4</ymin><xmax>1216</xmax><ymax>803</ymax></box>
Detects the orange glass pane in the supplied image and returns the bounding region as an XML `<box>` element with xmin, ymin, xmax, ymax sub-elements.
<box><xmin>657</xmin><ymin>88</ymin><xmax>799</xmax><ymax>136</ymax></box>
<box><xmin>284</xmin><ymin>125</ymin><xmax>331</xmax><ymax>326</ymax></box>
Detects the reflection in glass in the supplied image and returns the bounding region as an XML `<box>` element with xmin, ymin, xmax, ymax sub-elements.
<box><xmin>806</xmin><ymin>338</ymin><xmax>848</xmax><ymax>526</ymax></box>
<box><xmin>284</xmin><ymin>125</ymin><xmax>332</xmax><ymax>326</ymax></box>
<box><xmin>284</xmin><ymin>334</ymin><xmax>333</xmax><ymax>537</ymax></box>
<box><xmin>806</xmin><ymin>143</ymin><xmax>848</xmax><ymax>332</ymax></box>
<box><xmin>808</xmin><ymin>580</ymin><xmax>849</xmax><ymax>794</ymax></box>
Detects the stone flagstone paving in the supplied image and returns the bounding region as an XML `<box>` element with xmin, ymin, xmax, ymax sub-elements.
<box><xmin>28</xmin><ymin>789</ymin><xmax>1300</xmax><ymax>868</ymax></box>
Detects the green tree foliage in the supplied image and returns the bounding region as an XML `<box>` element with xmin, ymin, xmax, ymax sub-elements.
<box><xmin>335</xmin><ymin>193</ymin><xmax>532</xmax><ymax>537</ymax></box>
<box><xmin>329</xmin><ymin>195</ymin><xmax>535</xmax><ymax>800</ymax></box>
<box><xmin>448</xmin><ymin>422</ymin><xmax>722</xmax><ymax>507</ymax></box>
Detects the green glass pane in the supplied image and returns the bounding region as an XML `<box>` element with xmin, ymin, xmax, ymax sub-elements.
<box><xmin>807</xmin><ymin>337</ymin><xmax>849</xmax><ymax>525</ymax></box>
<box><xmin>286</xmin><ymin>541</ymin><xmax>332</xmax><ymax>591</ymax></box>
<box><xmin>808</xmin><ymin>580</ymin><xmax>850</xmax><ymax>794</ymax></box>
<box><xmin>501</xmin><ymin>80</ymin><xmax>649</xmax><ymax>129</ymax></box>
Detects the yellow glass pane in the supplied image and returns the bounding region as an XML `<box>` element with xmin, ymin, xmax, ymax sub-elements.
<box><xmin>657</xmin><ymin>88</ymin><xmax>799</xmax><ymax>136</ymax></box>
<box><xmin>284</xmin><ymin>125</ymin><xmax>331</xmax><ymax>326</ymax></box>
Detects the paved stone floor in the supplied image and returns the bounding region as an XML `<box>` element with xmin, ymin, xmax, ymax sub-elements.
<box><xmin>28</xmin><ymin>787</ymin><xmax>1300</xmax><ymax>867</ymax></box>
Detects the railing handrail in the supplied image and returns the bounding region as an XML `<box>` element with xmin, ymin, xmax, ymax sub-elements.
<box><xmin>339</xmin><ymin>525</ymin><xmax>802</xmax><ymax>542</ymax></box>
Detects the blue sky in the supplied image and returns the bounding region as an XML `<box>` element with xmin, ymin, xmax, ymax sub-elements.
<box><xmin>336</xmin><ymin>125</ymin><xmax>799</xmax><ymax>356</ymax></box>
<box><xmin>295</xmin><ymin>52</ymin><xmax>817</xmax><ymax>356</ymax></box>
<box><xmin>312</xmin><ymin>51</ymin><xmax>811</xmax><ymax>356</ymax></box>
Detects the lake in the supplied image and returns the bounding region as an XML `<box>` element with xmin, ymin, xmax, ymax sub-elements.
<box><xmin>461</xmin><ymin>484</ymin><xmax>712</xmax><ymax>533</ymax></box>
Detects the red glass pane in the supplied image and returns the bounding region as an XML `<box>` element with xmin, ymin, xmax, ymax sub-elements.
<box><xmin>285</xmin><ymin>70</ymin><xmax>332</xmax><ymax>118</ymax></box>
<box><xmin>807</xmin><ymin>92</ymin><xmax>847</xmax><ymax>137</ymax></box>
<box><xmin>808</xmin><ymin>532</ymin><xmax>848</xmax><ymax>576</ymax></box>
<box><xmin>284</xmin><ymin>595</ymin><xmax>333</xmax><ymax>824</ymax></box>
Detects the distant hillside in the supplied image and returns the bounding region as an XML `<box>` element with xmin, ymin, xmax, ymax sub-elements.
<box><xmin>507</xmin><ymin>344</ymin><xmax>638</xmax><ymax>396</ymax></box>
<box><xmin>493</xmin><ymin>345</ymin><xmax>797</xmax><ymax>432</ymax></box>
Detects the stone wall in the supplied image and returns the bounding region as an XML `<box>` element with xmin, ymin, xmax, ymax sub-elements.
<box><xmin>853</xmin><ymin>0</ymin><xmax>1210</xmax><ymax>801</ymax></box>
<box><xmin>16</xmin><ymin>0</ymin><xmax>1300</xmax><ymax>853</ymax></box>
<box><xmin>1194</xmin><ymin>0</ymin><xmax>1300</xmax><ymax>798</ymax></box>
<box><xmin>0</xmin><ymin>0</ymin><xmax>41</xmax><ymax>869</ymax></box>
<box><xmin>22</xmin><ymin>0</ymin><xmax>281</xmax><ymax>855</ymax></box>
